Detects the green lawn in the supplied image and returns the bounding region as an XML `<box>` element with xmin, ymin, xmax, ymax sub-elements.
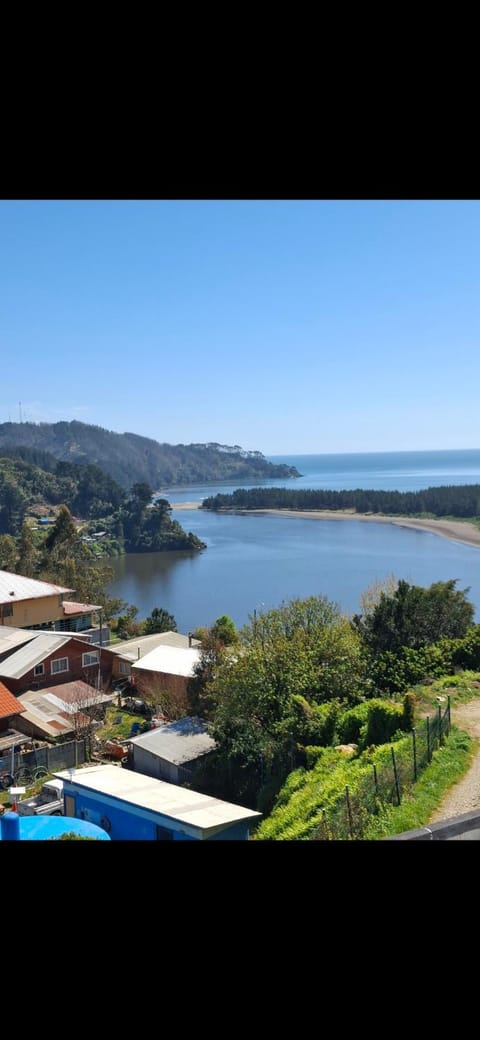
<box><xmin>96</xmin><ymin>705</ymin><xmax>149</xmax><ymax>741</ymax></box>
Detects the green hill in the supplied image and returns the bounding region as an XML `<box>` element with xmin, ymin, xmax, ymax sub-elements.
<box><xmin>0</xmin><ymin>421</ymin><xmax>301</xmax><ymax>490</ymax></box>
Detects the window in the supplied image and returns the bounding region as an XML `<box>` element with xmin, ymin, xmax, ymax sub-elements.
<box><xmin>82</xmin><ymin>651</ymin><xmax>99</xmax><ymax>667</ymax></box>
<box><xmin>51</xmin><ymin>657</ymin><xmax>69</xmax><ymax>675</ymax></box>
<box><xmin>34</xmin><ymin>663</ymin><xmax>45</xmax><ymax>676</ymax></box>
<box><xmin>119</xmin><ymin>662</ymin><xmax>130</xmax><ymax>675</ymax></box>
<box><xmin>2</xmin><ymin>604</ymin><xmax>13</xmax><ymax>617</ymax></box>
<box><xmin>156</xmin><ymin>826</ymin><xmax>173</xmax><ymax>841</ymax></box>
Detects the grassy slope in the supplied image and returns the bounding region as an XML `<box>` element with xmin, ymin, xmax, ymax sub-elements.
<box><xmin>256</xmin><ymin>672</ymin><xmax>480</xmax><ymax>841</ymax></box>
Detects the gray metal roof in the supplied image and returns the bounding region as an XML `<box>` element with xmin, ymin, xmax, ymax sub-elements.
<box><xmin>0</xmin><ymin>569</ymin><xmax>73</xmax><ymax>604</ymax></box>
<box><xmin>0</xmin><ymin>626</ymin><xmax>38</xmax><ymax>652</ymax></box>
<box><xmin>54</xmin><ymin>764</ymin><xmax>261</xmax><ymax>837</ymax></box>
<box><xmin>0</xmin><ymin>633</ymin><xmax>71</xmax><ymax>678</ymax></box>
<box><xmin>129</xmin><ymin>716</ymin><xmax>216</xmax><ymax>764</ymax></box>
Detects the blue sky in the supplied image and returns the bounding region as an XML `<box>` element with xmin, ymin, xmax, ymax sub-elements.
<box><xmin>1</xmin><ymin>198</ymin><xmax>479</xmax><ymax>455</ymax></box>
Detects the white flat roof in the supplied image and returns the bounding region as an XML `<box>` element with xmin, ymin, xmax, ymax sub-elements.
<box><xmin>55</xmin><ymin>764</ymin><xmax>261</xmax><ymax>837</ymax></box>
<box><xmin>131</xmin><ymin>644</ymin><xmax>201</xmax><ymax>677</ymax></box>
<box><xmin>113</xmin><ymin>631</ymin><xmax>200</xmax><ymax>662</ymax></box>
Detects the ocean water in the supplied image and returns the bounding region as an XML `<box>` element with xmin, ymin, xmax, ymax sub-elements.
<box><xmin>108</xmin><ymin>449</ymin><xmax>480</xmax><ymax>631</ymax></box>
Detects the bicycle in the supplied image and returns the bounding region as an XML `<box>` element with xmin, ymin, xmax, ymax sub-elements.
<box><xmin>0</xmin><ymin>766</ymin><xmax>49</xmax><ymax>790</ymax></box>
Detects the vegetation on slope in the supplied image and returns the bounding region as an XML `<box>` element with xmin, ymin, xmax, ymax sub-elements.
<box><xmin>182</xmin><ymin>579</ymin><xmax>480</xmax><ymax>834</ymax></box>
<box><xmin>0</xmin><ymin>421</ymin><xmax>300</xmax><ymax>490</ymax></box>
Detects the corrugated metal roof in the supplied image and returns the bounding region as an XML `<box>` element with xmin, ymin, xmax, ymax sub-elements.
<box><xmin>62</xmin><ymin>601</ymin><xmax>101</xmax><ymax>615</ymax></box>
<box><xmin>0</xmin><ymin>626</ymin><xmax>38</xmax><ymax>652</ymax></box>
<box><xmin>0</xmin><ymin>681</ymin><xmax>25</xmax><ymax>719</ymax></box>
<box><xmin>0</xmin><ymin>569</ymin><xmax>73</xmax><ymax>604</ymax></box>
<box><xmin>18</xmin><ymin>681</ymin><xmax>100</xmax><ymax>738</ymax></box>
<box><xmin>131</xmin><ymin>645</ymin><xmax>201</xmax><ymax>677</ymax></box>
<box><xmin>129</xmin><ymin>716</ymin><xmax>216</xmax><ymax>764</ymax></box>
<box><xmin>55</xmin><ymin>764</ymin><xmax>261</xmax><ymax>835</ymax></box>
<box><xmin>0</xmin><ymin>633</ymin><xmax>71</xmax><ymax>678</ymax></box>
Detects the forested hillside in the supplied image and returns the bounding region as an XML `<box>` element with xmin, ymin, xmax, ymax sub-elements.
<box><xmin>0</xmin><ymin>421</ymin><xmax>300</xmax><ymax>489</ymax></box>
<box><xmin>0</xmin><ymin>455</ymin><xmax>205</xmax><ymax>553</ymax></box>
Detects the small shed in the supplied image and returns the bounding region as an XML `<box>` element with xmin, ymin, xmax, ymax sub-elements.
<box><xmin>56</xmin><ymin>764</ymin><xmax>261</xmax><ymax>841</ymax></box>
<box><xmin>128</xmin><ymin>716</ymin><xmax>216</xmax><ymax>784</ymax></box>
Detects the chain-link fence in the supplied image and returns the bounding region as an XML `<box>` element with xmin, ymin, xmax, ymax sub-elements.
<box><xmin>313</xmin><ymin>698</ymin><xmax>451</xmax><ymax>840</ymax></box>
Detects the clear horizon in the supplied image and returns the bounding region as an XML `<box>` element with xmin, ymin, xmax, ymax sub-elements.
<box><xmin>2</xmin><ymin>199</ymin><xmax>480</xmax><ymax>454</ymax></box>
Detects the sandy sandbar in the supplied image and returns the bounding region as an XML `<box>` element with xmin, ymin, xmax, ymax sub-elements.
<box><xmin>171</xmin><ymin>502</ymin><xmax>480</xmax><ymax>548</ymax></box>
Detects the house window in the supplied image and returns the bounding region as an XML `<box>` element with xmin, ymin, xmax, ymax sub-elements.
<box><xmin>156</xmin><ymin>826</ymin><xmax>174</xmax><ymax>841</ymax></box>
<box><xmin>51</xmin><ymin>657</ymin><xmax>69</xmax><ymax>675</ymax></box>
<box><xmin>34</xmin><ymin>663</ymin><xmax>45</xmax><ymax>676</ymax></box>
<box><xmin>82</xmin><ymin>651</ymin><xmax>99</xmax><ymax>667</ymax></box>
<box><xmin>2</xmin><ymin>604</ymin><xmax>13</xmax><ymax>617</ymax></box>
<box><xmin>119</xmin><ymin>662</ymin><xmax>130</xmax><ymax>675</ymax></box>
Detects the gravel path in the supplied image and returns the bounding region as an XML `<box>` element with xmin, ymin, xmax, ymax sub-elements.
<box><xmin>429</xmin><ymin>701</ymin><xmax>480</xmax><ymax>822</ymax></box>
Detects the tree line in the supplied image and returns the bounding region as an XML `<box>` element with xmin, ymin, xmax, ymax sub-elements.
<box><xmin>202</xmin><ymin>484</ymin><xmax>480</xmax><ymax>518</ymax></box>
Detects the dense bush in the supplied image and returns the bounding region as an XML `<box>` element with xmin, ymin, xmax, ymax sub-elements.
<box><xmin>402</xmin><ymin>692</ymin><xmax>416</xmax><ymax>731</ymax></box>
<box><xmin>288</xmin><ymin>695</ymin><xmax>339</xmax><ymax>747</ymax></box>
<box><xmin>336</xmin><ymin>699</ymin><xmax>405</xmax><ymax>748</ymax></box>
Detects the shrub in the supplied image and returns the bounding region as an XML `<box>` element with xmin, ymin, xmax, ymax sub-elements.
<box><xmin>337</xmin><ymin>699</ymin><xmax>404</xmax><ymax>748</ymax></box>
<box><xmin>365</xmin><ymin>701</ymin><xmax>404</xmax><ymax>746</ymax></box>
<box><xmin>289</xmin><ymin>695</ymin><xmax>339</xmax><ymax>747</ymax></box>
<box><xmin>402</xmin><ymin>692</ymin><xmax>416</xmax><ymax>731</ymax></box>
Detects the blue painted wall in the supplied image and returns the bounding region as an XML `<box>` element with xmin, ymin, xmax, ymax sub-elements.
<box><xmin>64</xmin><ymin>786</ymin><xmax>251</xmax><ymax>841</ymax></box>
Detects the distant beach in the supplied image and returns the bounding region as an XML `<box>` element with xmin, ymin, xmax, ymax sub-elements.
<box><xmin>171</xmin><ymin>502</ymin><xmax>480</xmax><ymax>549</ymax></box>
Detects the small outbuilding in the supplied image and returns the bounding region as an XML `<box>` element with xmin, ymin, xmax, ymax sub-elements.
<box><xmin>56</xmin><ymin>763</ymin><xmax>261</xmax><ymax>841</ymax></box>
<box><xmin>128</xmin><ymin>715</ymin><xmax>216</xmax><ymax>784</ymax></box>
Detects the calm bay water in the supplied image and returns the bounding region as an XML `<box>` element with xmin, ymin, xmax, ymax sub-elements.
<box><xmin>108</xmin><ymin>450</ymin><xmax>480</xmax><ymax>631</ymax></box>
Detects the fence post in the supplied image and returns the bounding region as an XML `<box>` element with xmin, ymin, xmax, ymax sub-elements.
<box><xmin>412</xmin><ymin>728</ymin><xmax>417</xmax><ymax>781</ymax></box>
<box><xmin>391</xmin><ymin>745</ymin><xmax>401</xmax><ymax>805</ymax></box>
<box><xmin>427</xmin><ymin>715</ymin><xmax>431</xmax><ymax>762</ymax></box>
<box><xmin>373</xmin><ymin>763</ymin><xmax>379</xmax><ymax>799</ymax></box>
<box><xmin>322</xmin><ymin>808</ymin><xmax>329</xmax><ymax>840</ymax></box>
<box><xmin>345</xmin><ymin>786</ymin><xmax>354</xmax><ymax>839</ymax></box>
<box><xmin>438</xmin><ymin>703</ymin><xmax>443</xmax><ymax>746</ymax></box>
<box><xmin>447</xmin><ymin>695</ymin><xmax>451</xmax><ymax>735</ymax></box>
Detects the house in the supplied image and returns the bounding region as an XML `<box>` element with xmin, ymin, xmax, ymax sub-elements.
<box><xmin>0</xmin><ymin>570</ymin><xmax>108</xmax><ymax>644</ymax></box>
<box><xmin>110</xmin><ymin>630</ymin><xmax>201</xmax><ymax>683</ymax></box>
<box><xmin>55</xmin><ymin>763</ymin><xmax>261</xmax><ymax>841</ymax></box>
<box><xmin>16</xmin><ymin>680</ymin><xmax>114</xmax><ymax>741</ymax></box>
<box><xmin>127</xmin><ymin>715</ymin><xmax>216</xmax><ymax>784</ymax></box>
<box><xmin>0</xmin><ymin>681</ymin><xmax>29</xmax><ymax>758</ymax></box>
<box><xmin>0</xmin><ymin>629</ymin><xmax>118</xmax><ymax>697</ymax></box>
<box><xmin>0</xmin><ymin>682</ymin><xmax>25</xmax><ymax>734</ymax></box>
<box><xmin>130</xmin><ymin>644</ymin><xmax>201</xmax><ymax>700</ymax></box>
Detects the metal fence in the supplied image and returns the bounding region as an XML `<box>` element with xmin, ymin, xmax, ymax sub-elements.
<box><xmin>314</xmin><ymin>698</ymin><xmax>451</xmax><ymax>840</ymax></box>
<box><xmin>0</xmin><ymin>739</ymin><xmax>86</xmax><ymax>789</ymax></box>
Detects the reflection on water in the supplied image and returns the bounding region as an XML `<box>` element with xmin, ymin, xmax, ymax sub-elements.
<box><xmin>108</xmin><ymin>509</ymin><xmax>480</xmax><ymax>634</ymax></box>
